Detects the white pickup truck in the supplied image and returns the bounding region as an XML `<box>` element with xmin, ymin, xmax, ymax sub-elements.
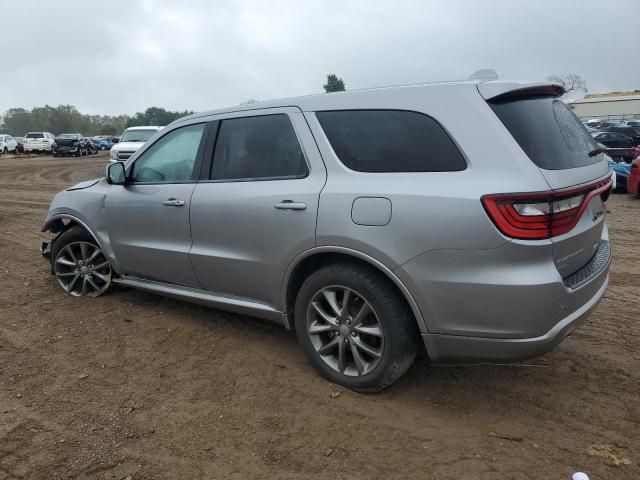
<box><xmin>110</xmin><ymin>126</ymin><xmax>163</xmax><ymax>163</ymax></box>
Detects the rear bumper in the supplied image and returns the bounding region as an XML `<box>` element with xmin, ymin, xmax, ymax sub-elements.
<box><xmin>423</xmin><ymin>272</ymin><xmax>609</xmax><ymax>362</ymax></box>
<box><xmin>396</xmin><ymin>224</ymin><xmax>611</xmax><ymax>362</ymax></box>
<box><xmin>24</xmin><ymin>144</ymin><xmax>52</xmax><ymax>151</ymax></box>
<box><xmin>53</xmin><ymin>147</ymin><xmax>79</xmax><ymax>154</ymax></box>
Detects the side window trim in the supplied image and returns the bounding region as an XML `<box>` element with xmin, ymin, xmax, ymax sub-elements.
<box><xmin>206</xmin><ymin>112</ymin><xmax>310</xmax><ymax>183</ymax></box>
<box><xmin>128</xmin><ymin>122</ymin><xmax>209</xmax><ymax>185</ymax></box>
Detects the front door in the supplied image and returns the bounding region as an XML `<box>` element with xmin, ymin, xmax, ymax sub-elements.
<box><xmin>189</xmin><ymin>108</ymin><xmax>326</xmax><ymax>309</ymax></box>
<box><xmin>105</xmin><ymin>122</ymin><xmax>208</xmax><ymax>287</ymax></box>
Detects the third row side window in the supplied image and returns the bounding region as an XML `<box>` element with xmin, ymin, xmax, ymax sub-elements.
<box><xmin>316</xmin><ymin>109</ymin><xmax>467</xmax><ymax>173</ymax></box>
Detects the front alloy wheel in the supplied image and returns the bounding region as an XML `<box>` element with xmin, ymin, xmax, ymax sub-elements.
<box><xmin>307</xmin><ymin>286</ymin><xmax>384</xmax><ymax>376</ymax></box>
<box><xmin>54</xmin><ymin>241</ymin><xmax>111</xmax><ymax>296</ymax></box>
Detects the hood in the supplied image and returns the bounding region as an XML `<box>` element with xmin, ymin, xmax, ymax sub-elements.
<box><xmin>66</xmin><ymin>179</ymin><xmax>100</xmax><ymax>191</ymax></box>
<box><xmin>112</xmin><ymin>141</ymin><xmax>145</xmax><ymax>152</ymax></box>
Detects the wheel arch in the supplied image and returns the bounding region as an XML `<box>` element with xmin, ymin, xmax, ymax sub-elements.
<box><xmin>282</xmin><ymin>246</ymin><xmax>427</xmax><ymax>334</ymax></box>
<box><xmin>42</xmin><ymin>214</ymin><xmax>104</xmax><ymax>251</ymax></box>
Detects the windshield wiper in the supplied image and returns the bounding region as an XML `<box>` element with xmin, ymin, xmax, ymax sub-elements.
<box><xmin>588</xmin><ymin>147</ymin><xmax>605</xmax><ymax>157</ymax></box>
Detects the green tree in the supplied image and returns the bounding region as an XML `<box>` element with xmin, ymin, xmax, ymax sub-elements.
<box><xmin>323</xmin><ymin>74</ymin><xmax>346</xmax><ymax>93</ymax></box>
<box><xmin>1</xmin><ymin>105</ymin><xmax>194</xmax><ymax>137</ymax></box>
<box><xmin>125</xmin><ymin>107</ymin><xmax>193</xmax><ymax>128</ymax></box>
<box><xmin>2</xmin><ymin>108</ymin><xmax>33</xmax><ymax>135</ymax></box>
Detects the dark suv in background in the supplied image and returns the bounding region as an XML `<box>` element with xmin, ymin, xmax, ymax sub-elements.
<box><xmin>600</xmin><ymin>126</ymin><xmax>640</xmax><ymax>146</ymax></box>
<box><xmin>53</xmin><ymin>134</ymin><xmax>94</xmax><ymax>157</ymax></box>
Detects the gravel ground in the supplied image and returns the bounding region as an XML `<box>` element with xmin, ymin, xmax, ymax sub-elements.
<box><xmin>0</xmin><ymin>154</ymin><xmax>638</xmax><ymax>480</ymax></box>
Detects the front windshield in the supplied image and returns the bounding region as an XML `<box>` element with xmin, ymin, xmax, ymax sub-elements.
<box><xmin>120</xmin><ymin>129</ymin><xmax>157</xmax><ymax>142</ymax></box>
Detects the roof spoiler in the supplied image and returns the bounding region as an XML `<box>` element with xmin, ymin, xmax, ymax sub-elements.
<box><xmin>477</xmin><ymin>81</ymin><xmax>565</xmax><ymax>101</ymax></box>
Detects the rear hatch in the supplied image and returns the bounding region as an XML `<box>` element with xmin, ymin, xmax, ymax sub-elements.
<box><xmin>480</xmin><ymin>83</ymin><xmax>611</xmax><ymax>279</ymax></box>
<box><xmin>25</xmin><ymin>133</ymin><xmax>45</xmax><ymax>143</ymax></box>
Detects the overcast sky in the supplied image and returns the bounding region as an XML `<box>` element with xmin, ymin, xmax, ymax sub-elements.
<box><xmin>3</xmin><ymin>0</ymin><xmax>638</xmax><ymax>116</ymax></box>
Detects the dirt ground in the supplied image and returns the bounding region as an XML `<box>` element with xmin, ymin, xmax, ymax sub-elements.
<box><xmin>0</xmin><ymin>154</ymin><xmax>638</xmax><ymax>480</ymax></box>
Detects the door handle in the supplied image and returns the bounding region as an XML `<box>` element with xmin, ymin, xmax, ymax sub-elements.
<box><xmin>274</xmin><ymin>200</ymin><xmax>307</xmax><ymax>211</ymax></box>
<box><xmin>162</xmin><ymin>198</ymin><xmax>186</xmax><ymax>207</ymax></box>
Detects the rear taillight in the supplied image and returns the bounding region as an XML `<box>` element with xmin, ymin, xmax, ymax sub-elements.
<box><xmin>482</xmin><ymin>178</ymin><xmax>612</xmax><ymax>240</ymax></box>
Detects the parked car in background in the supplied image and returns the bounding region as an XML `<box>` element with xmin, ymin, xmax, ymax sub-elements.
<box><xmin>0</xmin><ymin>134</ymin><xmax>18</xmax><ymax>154</ymax></box>
<box><xmin>23</xmin><ymin>132</ymin><xmax>56</xmax><ymax>152</ymax></box>
<box><xmin>96</xmin><ymin>136</ymin><xmax>119</xmax><ymax>150</ymax></box>
<box><xmin>626</xmin><ymin>120</ymin><xmax>640</xmax><ymax>128</ymax></box>
<box><xmin>628</xmin><ymin>157</ymin><xmax>640</xmax><ymax>197</ymax></box>
<box><xmin>600</xmin><ymin>120</ymin><xmax>626</xmax><ymax>128</ymax></box>
<box><xmin>596</xmin><ymin>141</ymin><xmax>638</xmax><ymax>163</ymax></box>
<box><xmin>585</xmin><ymin>119</ymin><xmax>602</xmax><ymax>129</ymax></box>
<box><xmin>85</xmin><ymin>137</ymin><xmax>98</xmax><ymax>155</ymax></box>
<box><xmin>42</xmin><ymin>79</ymin><xmax>612</xmax><ymax>391</ymax></box>
<box><xmin>52</xmin><ymin>134</ymin><xmax>89</xmax><ymax>157</ymax></box>
<box><xmin>608</xmin><ymin>159</ymin><xmax>631</xmax><ymax>192</ymax></box>
<box><xmin>110</xmin><ymin>126</ymin><xmax>162</xmax><ymax>162</ymax></box>
<box><xmin>13</xmin><ymin>136</ymin><xmax>25</xmax><ymax>153</ymax></box>
<box><xmin>582</xmin><ymin>123</ymin><xmax>597</xmax><ymax>133</ymax></box>
<box><xmin>600</xmin><ymin>126</ymin><xmax>640</xmax><ymax>146</ymax></box>
<box><xmin>592</xmin><ymin>131</ymin><xmax>635</xmax><ymax>148</ymax></box>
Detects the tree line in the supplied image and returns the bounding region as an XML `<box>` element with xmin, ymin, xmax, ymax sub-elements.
<box><xmin>1</xmin><ymin>75</ymin><xmax>347</xmax><ymax>136</ymax></box>
<box><xmin>0</xmin><ymin>105</ymin><xmax>193</xmax><ymax>137</ymax></box>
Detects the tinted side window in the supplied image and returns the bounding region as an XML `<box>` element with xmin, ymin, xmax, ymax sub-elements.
<box><xmin>131</xmin><ymin>123</ymin><xmax>205</xmax><ymax>183</ymax></box>
<box><xmin>315</xmin><ymin>110</ymin><xmax>466</xmax><ymax>173</ymax></box>
<box><xmin>211</xmin><ymin>114</ymin><xmax>307</xmax><ymax>180</ymax></box>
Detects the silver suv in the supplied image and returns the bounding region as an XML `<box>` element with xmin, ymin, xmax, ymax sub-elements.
<box><xmin>41</xmin><ymin>79</ymin><xmax>612</xmax><ymax>391</ymax></box>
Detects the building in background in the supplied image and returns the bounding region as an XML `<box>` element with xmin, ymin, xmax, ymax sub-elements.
<box><xmin>568</xmin><ymin>91</ymin><xmax>640</xmax><ymax>121</ymax></box>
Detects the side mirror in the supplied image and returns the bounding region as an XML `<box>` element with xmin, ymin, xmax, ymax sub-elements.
<box><xmin>106</xmin><ymin>161</ymin><xmax>126</xmax><ymax>185</ymax></box>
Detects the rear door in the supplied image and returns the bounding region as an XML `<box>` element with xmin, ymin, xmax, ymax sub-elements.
<box><xmin>485</xmin><ymin>90</ymin><xmax>610</xmax><ymax>277</ymax></box>
<box><xmin>188</xmin><ymin>107</ymin><xmax>326</xmax><ymax>309</ymax></box>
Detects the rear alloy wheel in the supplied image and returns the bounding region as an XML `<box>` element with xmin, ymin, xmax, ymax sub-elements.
<box><xmin>52</xmin><ymin>227</ymin><xmax>111</xmax><ymax>297</ymax></box>
<box><xmin>307</xmin><ymin>286</ymin><xmax>384</xmax><ymax>376</ymax></box>
<box><xmin>295</xmin><ymin>263</ymin><xmax>417</xmax><ymax>392</ymax></box>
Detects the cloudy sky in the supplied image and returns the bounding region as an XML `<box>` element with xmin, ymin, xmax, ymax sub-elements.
<box><xmin>3</xmin><ymin>0</ymin><xmax>638</xmax><ymax>116</ymax></box>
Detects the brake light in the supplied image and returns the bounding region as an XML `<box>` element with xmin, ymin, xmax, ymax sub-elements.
<box><xmin>482</xmin><ymin>178</ymin><xmax>612</xmax><ymax>240</ymax></box>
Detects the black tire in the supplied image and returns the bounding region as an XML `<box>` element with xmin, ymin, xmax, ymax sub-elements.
<box><xmin>2</xmin><ymin>147</ymin><xmax>7</xmax><ymax>154</ymax></box>
<box><xmin>53</xmin><ymin>152</ymin><xmax>59</xmax><ymax>157</ymax></box>
<box><xmin>50</xmin><ymin>226</ymin><xmax>112</xmax><ymax>297</ymax></box>
<box><xmin>294</xmin><ymin>262</ymin><xmax>417</xmax><ymax>392</ymax></box>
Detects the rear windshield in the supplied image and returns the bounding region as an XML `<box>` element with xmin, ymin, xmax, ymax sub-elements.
<box><xmin>489</xmin><ymin>96</ymin><xmax>600</xmax><ymax>170</ymax></box>
<box><xmin>26</xmin><ymin>132</ymin><xmax>44</xmax><ymax>138</ymax></box>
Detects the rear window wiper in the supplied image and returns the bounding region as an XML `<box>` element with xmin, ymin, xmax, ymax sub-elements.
<box><xmin>588</xmin><ymin>147</ymin><xmax>605</xmax><ymax>157</ymax></box>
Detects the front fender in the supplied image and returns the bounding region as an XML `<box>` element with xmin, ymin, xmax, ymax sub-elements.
<box><xmin>41</xmin><ymin>185</ymin><xmax>118</xmax><ymax>270</ymax></box>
